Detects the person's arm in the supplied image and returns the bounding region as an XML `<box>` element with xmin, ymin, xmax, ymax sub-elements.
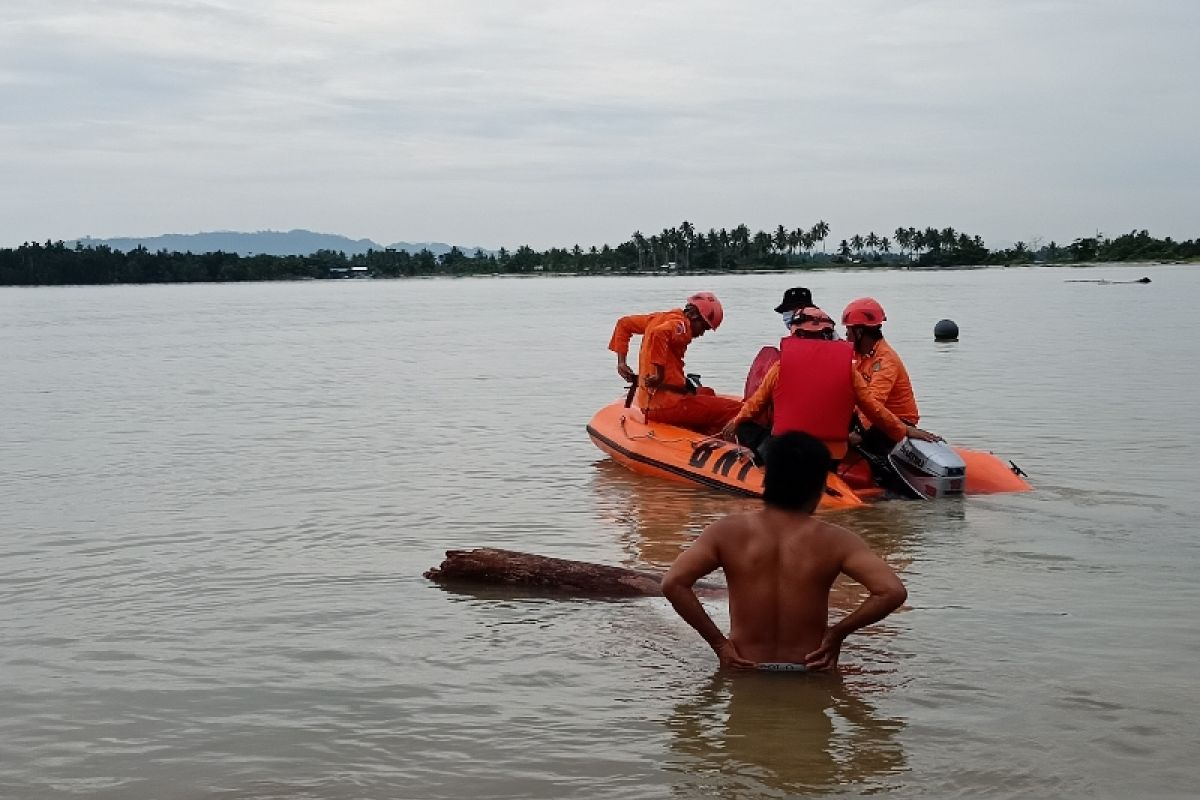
<box><xmin>720</xmin><ymin>364</ymin><xmax>779</xmax><ymax>440</ymax></box>
<box><xmin>608</xmin><ymin>313</ymin><xmax>652</xmax><ymax>380</ymax></box>
<box><xmin>662</xmin><ymin>523</ymin><xmax>756</xmax><ymax>669</ymax></box>
<box><xmin>804</xmin><ymin>535</ymin><xmax>907</xmax><ymax>671</ymax></box>
<box><xmin>616</xmin><ymin>357</ymin><xmax>636</xmax><ymax>382</ymax></box>
<box><xmin>853</xmin><ymin>372</ymin><xmax>939</xmax><ymax>442</ymax></box>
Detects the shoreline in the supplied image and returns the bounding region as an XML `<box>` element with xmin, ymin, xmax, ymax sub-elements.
<box><xmin>0</xmin><ymin>259</ymin><xmax>1189</xmax><ymax>290</ymax></box>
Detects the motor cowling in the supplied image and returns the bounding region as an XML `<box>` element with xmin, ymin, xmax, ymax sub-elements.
<box><xmin>887</xmin><ymin>438</ymin><xmax>967</xmax><ymax>499</ymax></box>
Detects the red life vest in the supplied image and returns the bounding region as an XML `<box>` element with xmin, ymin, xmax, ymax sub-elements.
<box><xmin>743</xmin><ymin>345</ymin><xmax>780</xmax><ymax>400</ymax></box>
<box><xmin>771</xmin><ymin>336</ymin><xmax>855</xmax><ymax>442</ymax></box>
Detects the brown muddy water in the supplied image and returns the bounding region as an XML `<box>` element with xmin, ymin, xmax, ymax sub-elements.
<box><xmin>2</xmin><ymin>265</ymin><xmax>1196</xmax><ymax>798</ymax></box>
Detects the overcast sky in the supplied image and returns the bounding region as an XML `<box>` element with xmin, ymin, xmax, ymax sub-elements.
<box><xmin>2</xmin><ymin>0</ymin><xmax>1197</xmax><ymax>249</ymax></box>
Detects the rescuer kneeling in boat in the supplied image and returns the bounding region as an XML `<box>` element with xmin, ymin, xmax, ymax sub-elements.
<box><xmin>842</xmin><ymin>297</ymin><xmax>921</xmax><ymax>456</ymax></box>
<box><xmin>662</xmin><ymin>431</ymin><xmax>908</xmax><ymax>671</ymax></box>
<box><xmin>609</xmin><ymin>292</ymin><xmax>741</xmax><ymax>436</ymax></box>
<box><xmin>719</xmin><ymin>307</ymin><xmax>938</xmax><ymax>460</ymax></box>
<box><xmin>774</xmin><ymin>286</ymin><xmax>814</xmax><ymax>327</ymax></box>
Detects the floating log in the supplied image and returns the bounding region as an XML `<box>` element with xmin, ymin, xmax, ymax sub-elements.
<box><xmin>424</xmin><ymin>548</ymin><xmax>725</xmax><ymax>598</ymax></box>
<box><xmin>1064</xmin><ymin>276</ymin><xmax>1151</xmax><ymax>284</ymax></box>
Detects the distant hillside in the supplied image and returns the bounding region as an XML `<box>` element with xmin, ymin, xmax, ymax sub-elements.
<box><xmin>69</xmin><ymin>230</ymin><xmax>489</xmax><ymax>257</ymax></box>
<box><xmin>386</xmin><ymin>240</ymin><xmax>491</xmax><ymax>256</ymax></box>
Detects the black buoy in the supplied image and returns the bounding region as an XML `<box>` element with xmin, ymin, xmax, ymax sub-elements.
<box><xmin>934</xmin><ymin>319</ymin><xmax>959</xmax><ymax>342</ymax></box>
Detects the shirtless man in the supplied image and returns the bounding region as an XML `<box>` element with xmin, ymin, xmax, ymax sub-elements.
<box><xmin>661</xmin><ymin>431</ymin><xmax>908</xmax><ymax>671</ymax></box>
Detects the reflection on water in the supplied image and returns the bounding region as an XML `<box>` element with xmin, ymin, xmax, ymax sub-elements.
<box><xmin>590</xmin><ymin>459</ymin><xmax>758</xmax><ymax>569</ymax></box>
<box><xmin>591</xmin><ymin>457</ymin><xmax>933</xmax><ymax>571</ymax></box>
<box><xmin>842</xmin><ymin>501</ymin><xmax>950</xmax><ymax>560</ymax></box>
<box><xmin>591</xmin><ymin>459</ymin><xmax>928</xmax><ymax>626</ymax></box>
<box><xmin>666</xmin><ymin>672</ymin><xmax>906</xmax><ymax>797</ymax></box>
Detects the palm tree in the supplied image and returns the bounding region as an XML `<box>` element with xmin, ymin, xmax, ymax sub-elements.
<box><xmin>774</xmin><ymin>225</ymin><xmax>789</xmax><ymax>254</ymax></box>
<box><xmin>924</xmin><ymin>227</ymin><xmax>941</xmax><ymax>254</ymax></box>
<box><xmin>631</xmin><ymin>230</ymin><xmax>646</xmax><ymax>271</ymax></box>
<box><xmin>865</xmin><ymin>232</ymin><xmax>880</xmax><ymax>255</ymax></box>
<box><xmin>680</xmin><ymin>220</ymin><xmax>695</xmax><ymax>270</ymax></box>
<box><xmin>752</xmin><ymin>230</ymin><xmax>773</xmax><ymax>260</ymax></box>
<box><xmin>850</xmin><ymin>233</ymin><xmax>865</xmax><ymax>257</ymax></box>
<box><xmin>838</xmin><ymin>239</ymin><xmax>851</xmax><ymax>258</ymax></box>
<box><xmin>893</xmin><ymin>227</ymin><xmax>910</xmax><ymax>260</ymax></box>
<box><xmin>880</xmin><ymin>237</ymin><xmax>891</xmax><ymax>255</ymax></box>
<box><xmin>800</xmin><ymin>231</ymin><xmax>815</xmax><ymax>260</ymax></box>
<box><xmin>811</xmin><ymin>220</ymin><xmax>830</xmax><ymax>253</ymax></box>
<box><xmin>940</xmin><ymin>227</ymin><xmax>957</xmax><ymax>252</ymax></box>
<box><xmin>703</xmin><ymin>229</ymin><xmax>718</xmax><ymax>267</ymax></box>
<box><xmin>731</xmin><ymin>224</ymin><xmax>751</xmax><ymax>257</ymax></box>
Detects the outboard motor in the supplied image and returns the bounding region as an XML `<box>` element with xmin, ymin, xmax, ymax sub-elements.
<box><xmin>888</xmin><ymin>439</ymin><xmax>967</xmax><ymax>499</ymax></box>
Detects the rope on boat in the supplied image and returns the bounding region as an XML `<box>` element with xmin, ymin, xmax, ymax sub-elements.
<box><xmin>618</xmin><ymin>414</ymin><xmax>704</xmax><ymax>445</ymax></box>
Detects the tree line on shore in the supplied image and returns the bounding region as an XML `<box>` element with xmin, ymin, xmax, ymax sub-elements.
<box><xmin>1</xmin><ymin>223</ymin><xmax>1195</xmax><ymax>286</ymax></box>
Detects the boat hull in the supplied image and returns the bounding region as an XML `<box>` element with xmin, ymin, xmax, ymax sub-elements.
<box><xmin>586</xmin><ymin>400</ymin><xmax>866</xmax><ymax>510</ymax></box>
<box><xmin>586</xmin><ymin>399</ymin><xmax>1031</xmax><ymax>508</ymax></box>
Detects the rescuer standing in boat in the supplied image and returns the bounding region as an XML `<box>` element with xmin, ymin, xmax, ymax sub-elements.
<box><xmin>720</xmin><ymin>307</ymin><xmax>938</xmax><ymax>459</ymax></box>
<box><xmin>842</xmin><ymin>297</ymin><xmax>921</xmax><ymax>456</ymax></box>
<box><xmin>609</xmin><ymin>292</ymin><xmax>741</xmax><ymax>435</ymax></box>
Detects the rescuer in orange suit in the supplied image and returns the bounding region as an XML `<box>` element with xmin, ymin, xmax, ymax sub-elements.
<box><xmin>609</xmin><ymin>292</ymin><xmax>742</xmax><ymax>436</ymax></box>
<box><xmin>841</xmin><ymin>297</ymin><xmax>921</xmax><ymax>456</ymax></box>
<box><xmin>719</xmin><ymin>307</ymin><xmax>939</xmax><ymax>460</ymax></box>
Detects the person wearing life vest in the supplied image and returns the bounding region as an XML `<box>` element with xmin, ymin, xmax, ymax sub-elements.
<box><xmin>773</xmin><ymin>286</ymin><xmax>814</xmax><ymax>328</ymax></box>
<box><xmin>742</xmin><ymin>286</ymin><xmax>818</xmax><ymax>402</ymax></box>
<box><xmin>609</xmin><ymin>292</ymin><xmax>742</xmax><ymax>435</ymax></box>
<box><xmin>841</xmin><ymin>297</ymin><xmax>921</xmax><ymax>455</ymax></box>
<box><xmin>720</xmin><ymin>307</ymin><xmax>939</xmax><ymax>460</ymax></box>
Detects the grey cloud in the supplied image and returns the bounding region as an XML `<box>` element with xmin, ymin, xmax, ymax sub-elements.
<box><xmin>1</xmin><ymin>0</ymin><xmax>1198</xmax><ymax>247</ymax></box>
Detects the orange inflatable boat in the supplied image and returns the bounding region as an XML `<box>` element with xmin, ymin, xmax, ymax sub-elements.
<box><xmin>586</xmin><ymin>397</ymin><xmax>1031</xmax><ymax>511</ymax></box>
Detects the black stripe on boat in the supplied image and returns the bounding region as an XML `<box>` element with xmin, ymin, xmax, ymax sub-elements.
<box><xmin>586</xmin><ymin>424</ymin><xmax>761</xmax><ymax>498</ymax></box>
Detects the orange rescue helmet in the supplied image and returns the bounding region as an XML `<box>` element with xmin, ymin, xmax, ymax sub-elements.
<box><xmin>686</xmin><ymin>292</ymin><xmax>724</xmax><ymax>331</ymax></box>
<box><xmin>841</xmin><ymin>297</ymin><xmax>887</xmax><ymax>327</ymax></box>
<box><xmin>790</xmin><ymin>306</ymin><xmax>835</xmax><ymax>333</ymax></box>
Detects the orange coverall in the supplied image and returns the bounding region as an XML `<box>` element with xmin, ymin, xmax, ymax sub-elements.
<box><xmin>608</xmin><ymin>309</ymin><xmax>740</xmax><ymax>435</ymax></box>
<box><xmin>731</xmin><ymin>362</ymin><xmax>909</xmax><ymax>459</ymax></box>
<box><xmin>854</xmin><ymin>339</ymin><xmax>920</xmax><ymax>427</ymax></box>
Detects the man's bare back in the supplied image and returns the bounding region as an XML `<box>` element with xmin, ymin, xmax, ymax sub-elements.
<box><xmin>661</xmin><ymin>431</ymin><xmax>907</xmax><ymax>671</ymax></box>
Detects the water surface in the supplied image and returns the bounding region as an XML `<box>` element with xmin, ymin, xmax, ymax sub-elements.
<box><xmin>2</xmin><ymin>265</ymin><xmax>1197</xmax><ymax>798</ymax></box>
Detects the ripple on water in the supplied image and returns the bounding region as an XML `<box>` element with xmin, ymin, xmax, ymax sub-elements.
<box><xmin>3</xmin><ymin>273</ymin><xmax>1200</xmax><ymax>798</ymax></box>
